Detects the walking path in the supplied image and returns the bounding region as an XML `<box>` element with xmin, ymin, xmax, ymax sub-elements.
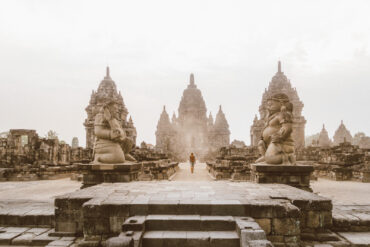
<box><xmin>171</xmin><ymin>162</ymin><xmax>213</xmax><ymax>181</ymax></box>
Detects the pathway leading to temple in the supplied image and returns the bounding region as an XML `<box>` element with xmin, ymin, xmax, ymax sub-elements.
<box><xmin>171</xmin><ymin>162</ymin><xmax>213</xmax><ymax>181</ymax></box>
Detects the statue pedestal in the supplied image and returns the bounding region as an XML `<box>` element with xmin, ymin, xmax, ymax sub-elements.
<box><xmin>251</xmin><ymin>163</ymin><xmax>314</xmax><ymax>191</ymax></box>
<box><xmin>79</xmin><ymin>163</ymin><xmax>141</xmax><ymax>188</ymax></box>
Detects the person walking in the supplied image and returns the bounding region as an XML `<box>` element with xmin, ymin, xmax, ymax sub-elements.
<box><xmin>189</xmin><ymin>153</ymin><xmax>196</xmax><ymax>174</ymax></box>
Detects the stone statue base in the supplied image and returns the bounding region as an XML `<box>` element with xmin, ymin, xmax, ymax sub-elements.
<box><xmin>251</xmin><ymin>163</ymin><xmax>314</xmax><ymax>191</ymax></box>
<box><xmin>79</xmin><ymin>162</ymin><xmax>141</xmax><ymax>188</ymax></box>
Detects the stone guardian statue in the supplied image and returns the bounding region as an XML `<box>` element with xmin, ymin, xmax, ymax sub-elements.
<box><xmin>255</xmin><ymin>93</ymin><xmax>296</xmax><ymax>165</ymax></box>
<box><xmin>93</xmin><ymin>99</ymin><xmax>134</xmax><ymax>164</ymax></box>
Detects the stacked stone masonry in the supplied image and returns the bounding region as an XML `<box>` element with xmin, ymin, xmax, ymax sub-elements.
<box><xmin>206</xmin><ymin>146</ymin><xmax>258</xmax><ymax>181</ymax></box>
<box><xmin>0</xmin><ymin>129</ymin><xmax>92</xmax><ymax>181</ymax></box>
<box><xmin>54</xmin><ymin>181</ymin><xmax>333</xmax><ymax>246</ymax></box>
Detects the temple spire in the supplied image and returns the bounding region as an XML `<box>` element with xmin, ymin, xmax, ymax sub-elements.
<box><xmin>190</xmin><ymin>73</ymin><xmax>195</xmax><ymax>85</ymax></box>
<box><xmin>278</xmin><ymin>61</ymin><xmax>281</xmax><ymax>73</ymax></box>
<box><xmin>105</xmin><ymin>66</ymin><xmax>111</xmax><ymax>79</ymax></box>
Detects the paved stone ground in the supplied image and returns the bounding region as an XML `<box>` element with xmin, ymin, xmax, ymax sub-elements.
<box><xmin>0</xmin><ymin>178</ymin><xmax>81</xmax><ymax>203</ymax></box>
<box><xmin>0</xmin><ymin>227</ymin><xmax>80</xmax><ymax>246</ymax></box>
<box><xmin>311</xmin><ymin>178</ymin><xmax>370</xmax><ymax>205</ymax></box>
<box><xmin>0</xmin><ymin>179</ymin><xmax>81</xmax><ymax>228</ymax></box>
<box><xmin>171</xmin><ymin>162</ymin><xmax>213</xmax><ymax>181</ymax></box>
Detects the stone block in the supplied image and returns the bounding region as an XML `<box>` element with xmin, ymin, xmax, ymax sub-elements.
<box><xmin>32</xmin><ymin>231</ymin><xmax>60</xmax><ymax>246</ymax></box>
<box><xmin>306</xmin><ymin>211</ymin><xmax>320</xmax><ymax>228</ymax></box>
<box><xmin>272</xmin><ymin>218</ymin><xmax>300</xmax><ymax>236</ymax></box>
<box><xmin>266</xmin><ymin>235</ymin><xmax>284</xmax><ymax>243</ymax></box>
<box><xmin>247</xmin><ymin>240</ymin><xmax>273</xmax><ymax>247</ymax></box>
<box><xmin>0</xmin><ymin>232</ymin><xmax>22</xmax><ymax>245</ymax></box>
<box><xmin>47</xmin><ymin>239</ymin><xmax>74</xmax><ymax>246</ymax></box>
<box><xmin>255</xmin><ymin>218</ymin><xmax>271</xmax><ymax>235</ymax></box>
<box><xmin>56</xmin><ymin>221</ymin><xmax>78</xmax><ymax>233</ymax></box>
<box><xmin>11</xmin><ymin>232</ymin><xmax>38</xmax><ymax>245</ymax></box>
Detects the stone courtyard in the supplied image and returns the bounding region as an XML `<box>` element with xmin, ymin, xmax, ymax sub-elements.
<box><xmin>0</xmin><ymin>164</ymin><xmax>369</xmax><ymax>246</ymax></box>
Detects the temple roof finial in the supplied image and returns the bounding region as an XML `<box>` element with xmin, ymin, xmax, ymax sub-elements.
<box><xmin>341</xmin><ymin>120</ymin><xmax>343</xmax><ymax>125</ymax></box>
<box><xmin>163</xmin><ymin>105</ymin><xmax>166</xmax><ymax>111</ymax></box>
<box><xmin>278</xmin><ymin>61</ymin><xmax>281</xmax><ymax>73</ymax></box>
<box><xmin>190</xmin><ymin>73</ymin><xmax>194</xmax><ymax>85</ymax></box>
<box><xmin>105</xmin><ymin>66</ymin><xmax>111</xmax><ymax>79</ymax></box>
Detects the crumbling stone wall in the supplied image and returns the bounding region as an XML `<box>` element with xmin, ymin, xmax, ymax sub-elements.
<box><xmin>131</xmin><ymin>145</ymin><xmax>179</xmax><ymax>181</ymax></box>
<box><xmin>0</xmin><ymin>129</ymin><xmax>93</xmax><ymax>181</ymax></box>
<box><xmin>296</xmin><ymin>142</ymin><xmax>370</xmax><ymax>182</ymax></box>
<box><xmin>206</xmin><ymin>145</ymin><xmax>258</xmax><ymax>180</ymax></box>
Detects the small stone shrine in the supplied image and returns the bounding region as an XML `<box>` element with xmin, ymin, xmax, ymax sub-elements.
<box><xmin>333</xmin><ymin>120</ymin><xmax>353</xmax><ymax>145</ymax></box>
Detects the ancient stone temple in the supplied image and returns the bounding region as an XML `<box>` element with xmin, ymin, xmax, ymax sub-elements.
<box><xmin>333</xmin><ymin>120</ymin><xmax>353</xmax><ymax>145</ymax></box>
<box><xmin>71</xmin><ymin>137</ymin><xmax>79</xmax><ymax>149</ymax></box>
<box><xmin>318</xmin><ymin>124</ymin><xmax>332</xmax><ymax>147</ymax></box>
<box><xmin>250</xmin><ymin>61</ymin><xmax>306</xmax><ymax>149</ymax></box>
<box><xmin>156</xmin><ymin>74</ymin><xmax>230</xmax><ymax>160</ymax></box>
<box><xmin>208</xmin><ymin>105</ymin><xmax>230</xmax><ymax>149</ymax></box>
<box><xmin>84</xmin><ymin>67</ymin><xmax>137</xmax><ymax>149</ymax></box>
<box><xmin>155</xmin><ymin>106</ymin><xmax>176</xmax><ymax>152</ymax></box>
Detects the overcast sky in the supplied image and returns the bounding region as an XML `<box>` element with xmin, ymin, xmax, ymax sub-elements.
<box><xmin>0</xmin><ymin>0</ymin><xmax>369</xmax><ymax>147</ymax></box>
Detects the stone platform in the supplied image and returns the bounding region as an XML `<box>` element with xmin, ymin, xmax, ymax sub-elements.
<box><xmin>251</xmin><ymin>163</ymin><xmax>314</xmax><ymax>191</ymax></box>
<box><xmin>79</xmin><ymin>163</ymin><xmax>141</xmax><ymax>188</ymax></box>
<box><xmin>55</xmin><ymin>181</ymin><xmax>332</xmax><ymax>246</ymax></box>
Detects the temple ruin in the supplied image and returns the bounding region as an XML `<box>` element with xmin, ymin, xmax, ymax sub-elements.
<box><xmin>84</xmin><ymin>67</ymin><xmax>137</xmax><ymax>149</ymax></box>
<box><xmin>250</xmin><ymin>61</ymin><xmax>306</xmax><ymax>149</ymax></box>
<box><xmin>156</xmin><ymin>74</ymin><xmax>230</xmax><ymax>160</ymax></box>
<box><xmin>318</xmin><ymin>124</ymin><xmax>332</xmax><ymax>147</ymax></box>
<box><xmin>333</xmin><ymin>120</ymin><xmax>353</xmax><ymax>145</ymax></box>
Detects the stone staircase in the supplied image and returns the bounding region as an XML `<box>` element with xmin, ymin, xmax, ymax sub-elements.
<box><xmin>105</xmin><ymin>215</ymin><xmax>272</xmax><ymax>247</ymax></box>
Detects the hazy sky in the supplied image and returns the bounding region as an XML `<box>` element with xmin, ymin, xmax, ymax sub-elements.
<box><xmin>0</xmin><ymin>0</ymin><xmax>369</xmax><ymax>147</ymax></box>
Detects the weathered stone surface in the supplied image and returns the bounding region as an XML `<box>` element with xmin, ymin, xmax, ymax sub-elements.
<box><xmin>337</xmin><ymin>232</ymin><xmax>370</xmax><ymax>246</ymax></box>
<box><xmin>54</xmin><ymin>181</ymin><xmax>331</xmax><ymax>245</ymax></box>
<box><xmin>296</xmin><ymin>141</ymin><xmax>370</xmax><ymax>183</ymax></box>
<box><xmin>251</xmin><ymin>163</ymin><xmax>314</xmax><ymax>191</ymax></box>
<box><xmin>332</xmin><ymin>205</ymin><xmax>370</xmax><ymax>232</ymax></box>
<box><xmin>207</xmin><ymin>146</ymin><xmax>258</xmax><ymax>181</ymax></box>
<box><xmin>79</xmin><ymin>163</ymin><xmax>141</xmax><ymax>188</ymax></box>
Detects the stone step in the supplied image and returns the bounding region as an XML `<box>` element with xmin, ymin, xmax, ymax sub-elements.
<box><xmin>142</xmin><ymin>230</ymin><xmax>240</xmax><ymax>247</ymax></box>
<box><xmin>123</xmin><ymin>215</ymin><xmax>237</xmax><ymax>232</ymax></box>
<box><xmin>144</xmin><ymin>215</ymin><xmax>236</xmax><ymax>231</ymax></box>
<box><xmin>0</xmin><ymin>201</ymin><xmax>54</xmax><ymax>228</ymax></box>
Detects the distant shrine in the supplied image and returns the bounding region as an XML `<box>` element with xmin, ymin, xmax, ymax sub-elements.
<box><xmin>156</xmin><ymin>74</ymin><xmax>230</xmax><ymax>160</ymax></box>
<box><xmin>250</xmin><ymin>61</ymin><xmax>306</xmax><ymax>149</ymax></box>
<box><xmin>333</xmin><ymin>120</ymin><xmax>353</xmax><ymax>145</ymax></box>
<box><xmin>84</xmin><ymin>67</ymin><xmax>137</xmax><ymax>149</ymax></box>
<box><xmin>318</xmin><ymin>124</ymin><xmax>331</xmax><ymax>147</ymax></box>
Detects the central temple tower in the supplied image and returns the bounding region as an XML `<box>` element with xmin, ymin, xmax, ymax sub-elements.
<box><xmin>156</xmin><ymin>74</ymin><xmax>230</xmax><ymax>160</ymax></box>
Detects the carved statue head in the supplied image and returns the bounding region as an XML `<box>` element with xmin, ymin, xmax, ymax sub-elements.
<box><xmin>266</xmin><ymin>93</ymin><xmax>292</xmax><ymax>115</ymax></box>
